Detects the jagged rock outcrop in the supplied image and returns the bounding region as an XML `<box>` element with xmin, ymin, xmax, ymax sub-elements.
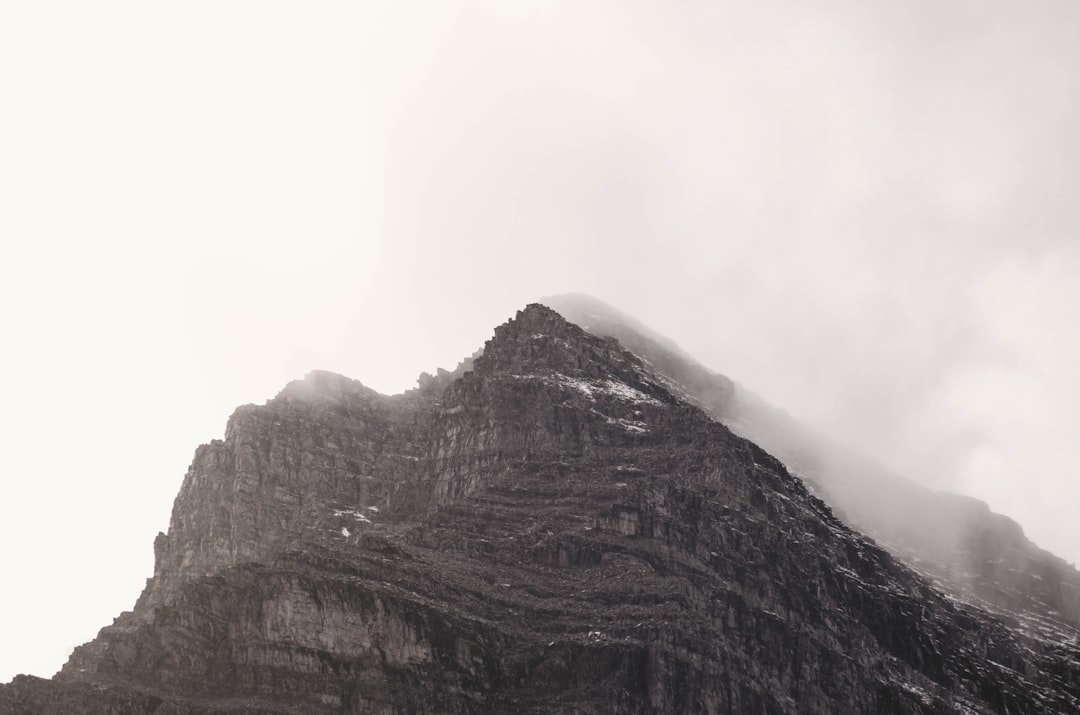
<box><xmin>544</xmin><ymin>292</ymin><xmax>1080</xmax><ymax>666</ymax></box>
<box><xmin>2</xmin><ymin>304</ymin><xmax>1078</xmax><ymax>714</ymax></box>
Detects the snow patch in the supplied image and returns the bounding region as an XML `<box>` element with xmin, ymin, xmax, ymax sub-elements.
<box><xmin>334</xmin><ymin>508</ymin><xmax>372</xmax><ymax>523</ymax></box>
<box><xmin>512</xmin><ymin>373</ymin><xmax>658</xmax><ymax>404</ymax></box>
<box><xmin>608</xmin><ymin>416</ymin><xmax>648</xmax><ymax>433</ymax></box>
<box><xmin>528</xmin><ymin>333</ymin><xmax>572</xmax><ymax>349</ymax></box>
<box><xmin>613</xmin><ymin>418</ymin><xmax>647</xmax><ymax>433</ymax></box>
<box><xmin>589</xmin><ymin>409</ymin><xmax>649</xmax><ymax>434</ymax></box>
<box><xmin>900</xmin><ymin>682</ymin><xmax>934</xmax><ymax>707</ymax></box>
<box><xmin>543</xmin><ymin>374</ymin><xmax>663</xmax><ymax>406</ymax></box>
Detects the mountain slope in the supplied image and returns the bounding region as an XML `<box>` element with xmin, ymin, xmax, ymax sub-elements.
<box><xmin>542</xmin><ymin>293</ymin><xmax>1080</xmax><ymax>657</ymax></box>
<box><xmin>2</xmin><ymin>304</ymin><xmax>1078</xmax><ymax>713</ymax></box>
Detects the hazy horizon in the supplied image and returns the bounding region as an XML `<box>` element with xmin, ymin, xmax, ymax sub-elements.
<box><xmin>2</xmin><ymin>0</ymin><xmax>1078</xmax><ymax>684</ymax></box>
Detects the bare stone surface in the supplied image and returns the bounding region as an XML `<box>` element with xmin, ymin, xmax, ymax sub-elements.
<box><xmin>546</xmin><ymin>292</ymin><xmax>1080</xmax><ymax>653</ymax></box>
<box><xmin>2</xmin><ymin>304</ymin><xmax>1078</xmax><ymax>714</ymax></box>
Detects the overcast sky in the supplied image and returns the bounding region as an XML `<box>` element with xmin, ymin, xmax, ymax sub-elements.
<box><xmin>2</xmin><ymin>0</ymin><xmax>1078</xmax><ymax>683</ymax></box>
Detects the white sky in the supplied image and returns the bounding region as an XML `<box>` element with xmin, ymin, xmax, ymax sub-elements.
<box><xmin>2</xmin><ymin>0</ymin><xmax>1078</xmax><ymax>683</ymax></box>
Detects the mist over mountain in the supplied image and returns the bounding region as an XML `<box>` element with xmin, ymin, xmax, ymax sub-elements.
<box><xmin>2</xmin><ymin>303</ymin><xmax>1077</xmax><ymax>714</ymax></box>
<box><xmin>5</xmin><ymin>1</ymin><xmax>1080</xmax><ymax>689</ymax></box>
<box><xmin>545</xmin><ymin>294</ymin><xmax>1080</xmax><ymax>637</ymax></box>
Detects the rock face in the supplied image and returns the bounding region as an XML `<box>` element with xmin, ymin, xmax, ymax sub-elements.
<box><xmin>544</xmin><ymin>295</ymin><xmax>1080</xmax><ymax>677</ymax></box>
<box><xmin>2</xmin><ymin>303</ymin><xmax>1079</xmax><ymax>714</ymax></box>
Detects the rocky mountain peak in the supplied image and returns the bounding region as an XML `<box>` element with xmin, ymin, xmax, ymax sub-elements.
<box><xmin>475</xmin><ymin>303</ymin><xmax>613</xmax><ymax>373</ymax></box>
<box><xmin>468</xmin><ymin>303</ymin><xmax>671</xmax><ymax>405</ymax></box>
<box><xmin>3</xmin><ymin>302</ymin><xmax>1079</xmax><ymax>714</ymax></box>
<box><xmin>546</xmin><ymin>292</ymin><xmax>1080</xmax><ymax>670</ymax></box>
<box><xmin>275</xmin><ymin>369</ymin><xmax>379</xmax><ymax>404</ymax></box>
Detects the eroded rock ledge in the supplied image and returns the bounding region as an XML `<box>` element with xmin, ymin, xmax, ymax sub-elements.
<box><xmin>3</xmin><ymin>304</ymin><xmax>1078</xmax><ymax>714</ymax></box>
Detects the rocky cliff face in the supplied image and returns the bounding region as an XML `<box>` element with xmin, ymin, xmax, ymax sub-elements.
<box><xmin>2</xmin><ymin>304</ymin><xmax>1079</xmax><ymax>714</ymax></box>
<box><xmin>544</xmin><ymin>293</ymin><xmax>1080</xmax><ymax>677</ymax></box>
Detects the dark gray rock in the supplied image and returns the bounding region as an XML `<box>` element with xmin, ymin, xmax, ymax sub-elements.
<box><xmin>2</xmin><ymin>303</ymin><xmax>1077</xmax><ymax>714</ymax></box>
<box><xmin>545</xmin><ymin>293</ymin><xmax>1080</xmax><ymax>641</ymax></box>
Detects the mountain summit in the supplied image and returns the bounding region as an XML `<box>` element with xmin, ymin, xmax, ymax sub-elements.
<box><xmin>543</xmin><ymin>294</ymin><xmax>1080</xmax><ymax>640</ymax></box>
<box><xmin>2</xmin><ymin>303</ymin><xmax>1078</xmax><ymax>713</ymax></box>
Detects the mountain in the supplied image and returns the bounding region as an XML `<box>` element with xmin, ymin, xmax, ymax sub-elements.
<box><xmin>543</xmin><ymin>293</ymin><xmax>1080</xmax><ymax>641</ymax></box>
<box><xmin>2</xmin><ymin>303</ymin><xmax>1078</xmax><ymax>713</ymax></box>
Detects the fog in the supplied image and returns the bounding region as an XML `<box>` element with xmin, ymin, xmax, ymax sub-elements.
<box><xmin>2</xmin><ymin>0</ymin><xmax>1078</xmax><ymax>683</ymax></box>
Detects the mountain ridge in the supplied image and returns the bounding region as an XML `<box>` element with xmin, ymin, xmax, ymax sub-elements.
<box><xmin>542</xmin><ymin>295</ymin><xmax>1080</xmax><ymax>647</ymax></box>
<box><xmin>2</xmin><ymin>303</ymin><xmax>1078</xmax><ymax>713</ymax></box>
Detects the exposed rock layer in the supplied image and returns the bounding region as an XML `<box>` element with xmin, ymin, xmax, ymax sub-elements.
<box><xmin>544</xmin><ymin>292</ymin><xmax>1080</xmax><ymax>648</ymax></box>
<box><xmin>2</xmin><ymin>304</ymin><xmax>1078</xmax><ymax>714</ymax></box>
